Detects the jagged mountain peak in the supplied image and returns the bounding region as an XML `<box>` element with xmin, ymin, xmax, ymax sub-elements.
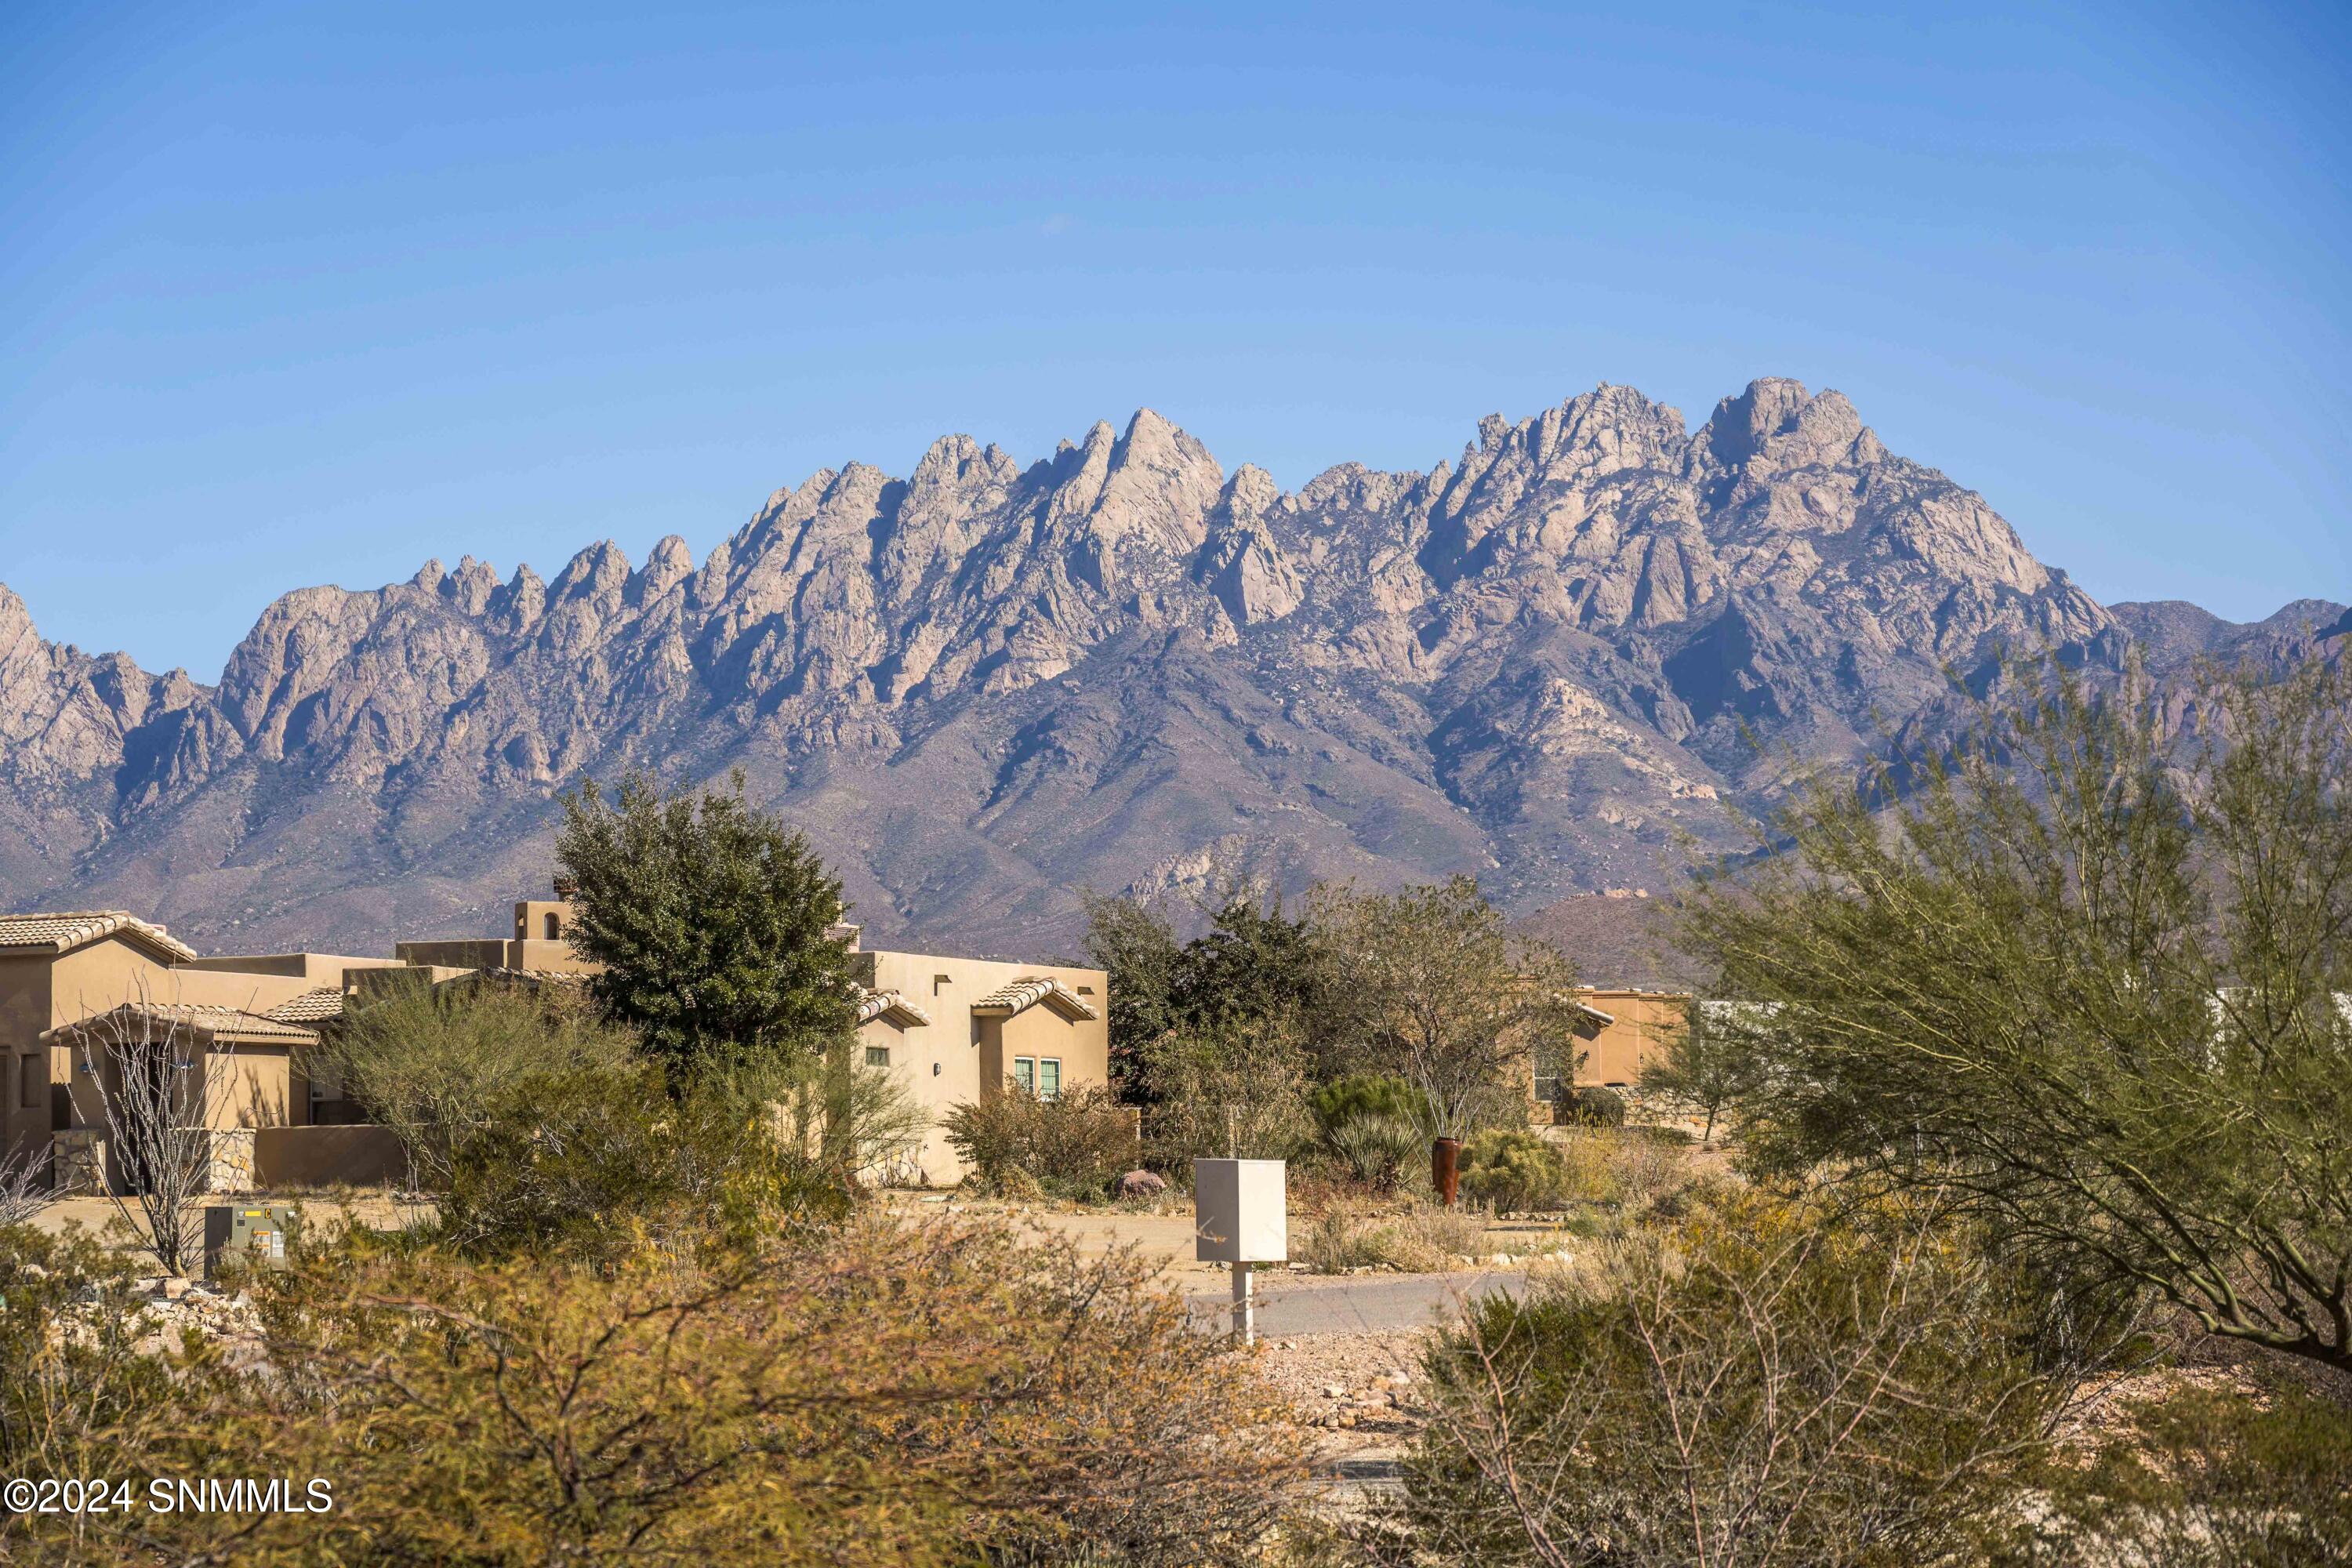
<box><xmin>0</xmin><ymin>380</ymin><xmax>2245</xmax><ymax>957</ymax></box>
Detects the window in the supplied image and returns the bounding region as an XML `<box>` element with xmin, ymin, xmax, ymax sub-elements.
<box><xmin>545</xmin><ymin>912</ymin><xmax>561</xmax><ymax>940</ymax></box>
<box><xmin>20</xmin><ymin>1053</ymin><xmax>41</xmax><ymax>1110</ymax></box>
<box><xmin>1012</xmin><ymin>1057</ymin><xmax>1036</xmax><ymax>1093</ymax></box>
<box><xmin>864</xmin><ymin>1045</ymin><xmax>890</xmax><ymax>1069</ymax></box>
<box><xmin>933</xmin><ymin>973</ymin><xmax>951</xmax><ymax>995</ymax></box>
<box><xmin>1037</xmin><ymin>1058</ymin><xmax>1061</xmax><ymax>1100</ymax></box>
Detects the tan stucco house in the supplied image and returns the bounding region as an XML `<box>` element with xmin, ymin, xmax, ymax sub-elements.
<box><xmin>842</xmin><ymin>927</ymin><xmax>1109</xmax><ymax>1182</ymax></box>
<box><xmin>1534</xmin><ymin>987</ymin><xmax>1693</xmax><ymax>1112</ymax></box>
<box><xmin>2</xmin><ymin>890</ymin><xmax>1106</xmax><ymax>1195</ymax></box>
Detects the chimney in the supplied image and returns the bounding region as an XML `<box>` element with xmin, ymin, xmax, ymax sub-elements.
<box><xmin>825</xmin><ymin>922</ymin><xmax>862</xmax><ymax>952</ymax></box>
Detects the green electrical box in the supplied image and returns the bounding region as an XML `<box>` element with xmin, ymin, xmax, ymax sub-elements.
<box><xmin>203</xmin><ymin>1203</ymin><xmax>299</xmax><ymax>1275</ymax></box>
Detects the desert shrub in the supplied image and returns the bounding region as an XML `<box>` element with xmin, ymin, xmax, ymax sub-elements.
<box><xmin>692</xmin><ymin>1039</ymin><xmax>929</xmax><ymax>1185</ymax></box>
<box><xmin>0</xmin><ymin>1225</ymin><xmax>176</xmax><ymax>1521</ymax></box>
<box><xmin>318</xmin><ymin>982</ymin><xmax>637</xmax><ymax>1190</ymax></box>
<box><xmin>1324</xmin><ymin>1112</ymin><xmax>1424</xmax><ymax>1193</ymax></box>
<box><xmin>943</xmin><ymin>1083</ymin><xmax>1138</xmax><ymax>1198</ymax></box>
<box><xmin>1298</xmin><ymin>1202</ymin><xmax>1487</xmax><ymax>1274</ymax></box>
<box><xmin>1550</xmin><ymin>1129</ymin><xmax>1622</xmax><ymax>1206</ymax></box>
<box><xmin>438</xmin><ymin>1062</ymin><xmax>833</xmax><ymax>1262</ymax></box>
<box><xmin>12</xmin><ymin>1214</ymin><xmax>1308</xmax><ymax>1566</ymax></box>
<box><xmin>1458</xmin><ymin>1129</ymin><xmax>1567</xmax><ymax>1213</ymax></box>
<box><xmin>1138</xmin><ymin>1011</ymin><xmax>1316</xmax><ymax>1168</ymax></box>
<box><xmin>1562</xmin><ymin>1084</ymin><xmax>1626</xmax><ymax>1127</ymax></box>
<box><xmin>1372</xmin><ymin>1186</ymin><xmax>2106</xmax><ymax>1566</ymax></box>
<box><xmin>2027</xmin><ymin>1381</ymin><xmax>2352</xmax><ymax>1567</ymax></box>
<box><xmin>1606</xmin><ymin>1127</ymin><xmax>1689</xmax><ymax>1211</ymax></box>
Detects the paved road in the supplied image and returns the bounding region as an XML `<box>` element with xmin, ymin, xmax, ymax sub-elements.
<box><xmin>1185</xmin><ymin>1269</ymin><xmax>1526</xmax><ymax>1335</ymax></box>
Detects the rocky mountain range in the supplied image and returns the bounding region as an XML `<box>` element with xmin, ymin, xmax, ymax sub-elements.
<box><xmin>2</xmin><ymin>378</ymin><xmax>2341</xmax><ymax>968</ymax></box>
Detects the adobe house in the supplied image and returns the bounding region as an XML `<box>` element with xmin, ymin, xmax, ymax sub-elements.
<box><xmin>1534</xmin><ymin>987</ymin><xmax>1693</xmax><ymax>1114</ymax></box>
<box><xmin>401</xmin><ymin>896</ymin><xmax>1113</xmax><ymax>1185</ymax></box>
<box><xmin>840</xmin><ymin>925</ymin><xmax>1109</xmax><ymax>1183</ymax></box>
<box><xmin>42</xmin><ymin>1001</ymin><xmax>325</xmax><ymax>1193</ymax></box>
<box><xmin>0</xmin><ymin>911</ymin><xmax>408</xmax><ymax>1186</ymax></box>
<box><xmin>3</xmin><ymin>886</ymin><xmax>1108</xmax><ymax>1195</ymax></box>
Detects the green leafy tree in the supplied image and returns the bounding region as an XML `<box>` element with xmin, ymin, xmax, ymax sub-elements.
<box><xmin>557</xmin><ymin>769</ymin><xmax>859</xmax><ymax>1082</ymax></box>
<box><xmin>1679</xmin><ymin>655</ymin><xmax>2352</xmax><ymax>1371</ymax></box>
<box><xmin>1084</xmin><ymin>883</ymin><xmax>1328</xmax><ymax>1102</ymax></box>
<box><xmin>1308</xmin><ymin>877</ymin><xmax>1581</xmax><ymax>1139</ymax></box>
<box><xmin>1637</xmin><ymin>1000</ymin><xmax>1767</xmax><ymax>1143</ymax></box>
<box><xmin>1080</xmin><ymin>890</ymin><xmax>1184</xmax><ymax>1095</ymax></box>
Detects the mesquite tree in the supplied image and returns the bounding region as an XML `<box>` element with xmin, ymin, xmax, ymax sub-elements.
<box><xmin>1310</xmin><ymin>877</ymin><xmax>1580</xmax><ymax>1140</ymax></box>
<box><xmin>1679</xmin><ymin>655</ymin><xmax>2352</xmax><ymax>1370</ymax></box>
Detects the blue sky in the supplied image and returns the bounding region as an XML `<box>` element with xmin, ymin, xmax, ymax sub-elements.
<box><xmin>3</xmin><ymin>0</ymin><xmax>2345</xmax><ymax>677</ymax></box>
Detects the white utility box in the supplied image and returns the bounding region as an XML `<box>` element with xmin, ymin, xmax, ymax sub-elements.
<box><xmin>1193</xmin><ymin>1157</ymin><xmax>1287</xmax><ymax>1264</ymax></box>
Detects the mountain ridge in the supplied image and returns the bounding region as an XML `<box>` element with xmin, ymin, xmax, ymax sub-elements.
<box><xmin>0</xmin><ymin>378</ymin><xmax>2332</xmax><ymax>963</ymax></box>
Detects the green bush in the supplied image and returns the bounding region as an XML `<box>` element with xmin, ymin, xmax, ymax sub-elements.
<box><xmin>318</xmin><ymin>982</ymin><xmax>637</xmax><ymax>1191</ymax></box>
<box><xmin>1458</xmin><ymin>1129</ymin><xmax>1569</xmax><ymax>1213</ymax></box>
<box><xmin>1563</xmin><ymin>1085</ymin><xmax>1626</xmax><ymax>1127</ymax></box>
<box><xmin>942</xmin><ymin>1084</ymin><xmax>1138</xmax><ymax>1199</ymax></box>
<box><xmin>439</xmin><ymin>1062</ymin><xmax>834</xmax><ymax>1262</ymax></box>
<box><xmin>2035</xmin><ymin>1382</ymin><xmax>2352</xmax><ymax>1566</ymax></box>
<box><xmin>1311</xmin><ymin>1072</ymin><xmax>1427</xmax><ymax>1133</ymax></box>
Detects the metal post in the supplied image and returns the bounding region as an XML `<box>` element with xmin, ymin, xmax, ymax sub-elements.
<box><xmin>1231</xmin><ymin>1260</ymin><xmax>1254</xmax><ymax>1345</ymax></box>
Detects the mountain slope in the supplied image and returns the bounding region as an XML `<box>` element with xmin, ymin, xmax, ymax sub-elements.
<box><xmin>0</xmin><ymin>379</ymin><xmax>2177</xmax><ymax>956</ymax></box>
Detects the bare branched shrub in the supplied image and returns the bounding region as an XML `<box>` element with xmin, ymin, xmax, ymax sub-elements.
<box><xmin>0</xmin><ymin>1144</ymin><xmax>48</xmax><ymax>1227</ymax></box>
<box><xmin>1372</xmin><ymin>1185</ymin><xmax>2117</xmax><ymax>1566</ymax></box>
<box><xmin>74</xmin><ymin>999</ymin><xmax>239</xmax><ymax>1276</ymax></box>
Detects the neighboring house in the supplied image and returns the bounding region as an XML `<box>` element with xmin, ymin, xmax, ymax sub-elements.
<box><xmin>1534</xmin><ymin>988</ymin><xmax>1693</xmax><ymax>1112</ymax></box>
<box><xmin>840</xmin><ymin>924</ymin><xmax>1109</xmax><ymax>1183</ymax></box>
<box><xmin>0</xmin><ymin>913</ymin><xmax>408</xmax><ymax>1177</ymax></box>
<box><xmin>0</xmin><ymin>888</ymin><xmax>1106</xmax><ymax>1194</ymax></box>
<box><xmin>43</xmin><ymin>1001</ymin><xmax>325</xmax><ymax>1193</ymax></box>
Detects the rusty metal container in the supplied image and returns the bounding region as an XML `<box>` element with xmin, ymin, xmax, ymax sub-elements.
<box><xmin>1432</xmin><ymin>1137</ymin><xmax>1463</xmax><ymax>1207</ymax></box>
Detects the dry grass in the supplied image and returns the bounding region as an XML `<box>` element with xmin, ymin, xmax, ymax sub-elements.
<box><xmin>1297</xmin><ymin>1202</ymin><xmax>1490</xmax><ymax>1273</ymax></box>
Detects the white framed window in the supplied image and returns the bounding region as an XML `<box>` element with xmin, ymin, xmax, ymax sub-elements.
<box><xmin>864</xmin><ymin>1045</ymin><xmax>890</xmax><ymax>1069</ymax></box>
<box><xmin>1013</xmin><ymin>1056</ymin><xmax>1036</xmax><ymax>1093</ymax></box>
<box><xmin>1037</xmin><ymin>1058</ymin><xmax>1061</xmax><ymax>1100</ymax></box>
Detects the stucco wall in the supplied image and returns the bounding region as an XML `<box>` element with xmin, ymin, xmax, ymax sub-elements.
<box><xmin>1573</xmin><ymin>989</ymin><xmax>1689</xmax><ymax>1086</ymax></box>
<box><xmin>0</xmin><ymin>955</ymin><xmax>54</xmax><ymax>1165</ymax></box>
